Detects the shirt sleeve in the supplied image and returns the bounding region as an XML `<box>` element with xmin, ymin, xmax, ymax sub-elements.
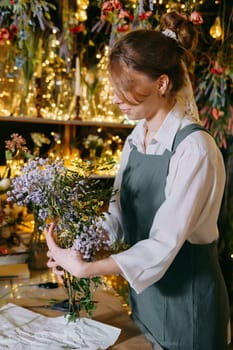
<box><xmin>111</xmin><ymin>134</ymin><xmax>226</xmax><ymax>293</ymax></box>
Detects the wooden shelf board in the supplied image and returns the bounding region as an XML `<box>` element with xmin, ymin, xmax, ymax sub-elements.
<box><xmin>0</xmin><ymin>116</ymin><xmax>134</xmax><ymax>129</ymax></box>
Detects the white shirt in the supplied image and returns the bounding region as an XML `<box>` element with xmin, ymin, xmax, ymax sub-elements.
<box><xmin>103</xmin><ymin>103</ymin><xmax>226</xmax><ymax>294</ymax></box>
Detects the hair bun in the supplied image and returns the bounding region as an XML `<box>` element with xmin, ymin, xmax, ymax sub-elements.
<box><xmin>160</xmin><ymin>11</ymin><xmax>198</xmax><ymax>52</ymax></box>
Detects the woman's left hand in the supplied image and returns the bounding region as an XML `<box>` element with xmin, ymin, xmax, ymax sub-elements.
<box><xmin>45</xmin><ymin>223</ymin><xmax>88</xmax><ymax>278</ymax></box>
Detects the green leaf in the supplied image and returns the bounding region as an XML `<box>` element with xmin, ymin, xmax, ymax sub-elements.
<box><xmin>5</xmin><ymin>150</ymin><xmax>13</xmax><ymax>161</ymax></box>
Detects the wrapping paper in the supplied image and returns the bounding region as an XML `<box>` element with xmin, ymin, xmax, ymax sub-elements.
<box><xmin>0</xmin><ymin>303</ymin><xmax>121</xmax><ymax>349</ymax></box>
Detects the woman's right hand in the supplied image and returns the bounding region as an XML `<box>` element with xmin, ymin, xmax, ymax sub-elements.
<box><xmin>45</xmin><ymin>223</ymin><xmax>89</xmax><ymax>279</ymax></box>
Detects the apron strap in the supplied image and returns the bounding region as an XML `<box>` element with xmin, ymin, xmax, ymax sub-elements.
<box><xmin>171</xmin><ymin>124</ymin><xmax>209</xmax><ymax>152</ymax></box>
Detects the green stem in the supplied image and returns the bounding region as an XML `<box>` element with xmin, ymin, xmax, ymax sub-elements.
<box><xmin>64</xmin><ymin>271</ymin><xmax>79</xmax><ymax>320</ymax></box>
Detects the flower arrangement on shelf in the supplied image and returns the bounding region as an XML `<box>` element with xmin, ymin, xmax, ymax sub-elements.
<box><xmin>83</xmin><ymin>134</ymin><xmax>104</xmax><ymax>158</ymax></box>
<box><xmin>0</xmin><ymin>133</ymin><xmax>34</xmax><ymax>256</ymax></box>
<box><xmin>7</xmin><ymin>156</ymin><xmax>116</xmax><ymax>320</ymax></box>
<box><xmin>30</xmin><ymin>132</ymin><xmax>51</xmax><ymax>157</ymax></box>
<box><xmin>4</xmin><ymin>133</ymin><xmax>33</xmax><ymax>176</ymax></box>
<box><xmin>0</xmin><ymin>0</ymin><xmax>56</xmax><ymax>93</ymax></box>
<box><xmin>70</xmin><ymin>130</ymin><xmax>124</xmax><ymax>175</ymax></box>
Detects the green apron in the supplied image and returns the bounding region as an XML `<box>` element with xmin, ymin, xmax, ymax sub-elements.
<box><xmin>120</xmin><ymin>124</ymin><xmax>230</xmax><ymax>350</ymax></box>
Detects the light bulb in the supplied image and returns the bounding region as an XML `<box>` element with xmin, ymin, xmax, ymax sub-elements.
<box><xmin>209</xmin><ymin>16</ymin><xmax>222</xmax><ymax>40</ymax></box>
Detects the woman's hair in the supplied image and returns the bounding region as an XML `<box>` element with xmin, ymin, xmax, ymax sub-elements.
<box><xmin>109</xmin><ymin>12</ymin><xmax>198</xmax><ymax>96</ymax></box>
<box><xmin>160</xmin><ymin>11</ymin><xmax>198</xmax><ymax>52</ymax></box>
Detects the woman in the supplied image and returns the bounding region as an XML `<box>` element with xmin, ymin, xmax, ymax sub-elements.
<box><xmin>46</xmin><ymin>12</ymin><xmax>230</xmax><ymax>350</ymax></box>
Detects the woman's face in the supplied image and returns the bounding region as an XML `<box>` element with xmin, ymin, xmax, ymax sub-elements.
<box><xmin>109</xmin><ymin>66</ymin><xmax>162</xmax><ymax>122</ymax></box>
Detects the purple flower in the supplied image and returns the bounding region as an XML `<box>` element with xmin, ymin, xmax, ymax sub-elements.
<box><xmin>73</xmin><ymin>218</ymin><xmax>111</xmax><ymax>261</ymax></box>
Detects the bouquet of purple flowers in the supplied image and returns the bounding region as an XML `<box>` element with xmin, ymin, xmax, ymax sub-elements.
<box><xmin>7</xmin><ymin>157</ymin><xmax>114</xmax><ymax>320</ymax></box>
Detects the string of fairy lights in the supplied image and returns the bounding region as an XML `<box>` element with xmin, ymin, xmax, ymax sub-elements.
<box><xmin>0</xmin><ymin>0</ymin><xmax>224</xmax><ymax>122</ymax></box>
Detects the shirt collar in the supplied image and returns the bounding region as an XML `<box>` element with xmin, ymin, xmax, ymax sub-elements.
<box><xmin>155</xmin><ymin>103</ymin><xmax>184</xmax><ymax>151</ymax></box>
<box><xmin>129</xmin><ymin>103</ymin><xmax>185</xmax><ymax>152</ymax></box>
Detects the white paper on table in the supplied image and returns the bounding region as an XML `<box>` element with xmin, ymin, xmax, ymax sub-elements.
<box><xmin>0</xmin><ymin>303</ymin><xmax>121</xmax><ymax>349</ymax></box>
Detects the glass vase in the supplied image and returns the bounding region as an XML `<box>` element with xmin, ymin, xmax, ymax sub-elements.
<box><xmin>28</xmin><ymin>217</ymin><xmax>48</xmax><ymax>270</ymax></box>
<box><xmin>39</xmin><ymin>68</ymin><xmax>76</xmax><ymax>121</ymax></box>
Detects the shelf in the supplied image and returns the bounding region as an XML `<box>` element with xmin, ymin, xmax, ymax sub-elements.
<box><xmin>0</xmin><ymin>116</ymin><xmax>133</xmax><ymax>167</ymax></box>
<box><xmin>0</xmin><ymin>116</ymin><xmax>135</xmax><ymax>129</ymax></box>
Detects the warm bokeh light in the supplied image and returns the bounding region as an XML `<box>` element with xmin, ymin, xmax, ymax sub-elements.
<box><xmin>209</xmin><ymin>16</ymin><xmax>222</xmax><ymax>40</ymax></box>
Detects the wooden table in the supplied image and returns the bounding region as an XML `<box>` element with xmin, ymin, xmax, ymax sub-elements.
<box><xmin>0</xmin><ymin>268</ymin><xmax>153</xmax><ymax>349</ymax></box>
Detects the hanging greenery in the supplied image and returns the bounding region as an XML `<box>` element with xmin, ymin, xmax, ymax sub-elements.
<box><xmin>0</xmin><ymin>0</ymin><xmax>56</xmax><ymax>94</ymax></box>
<box><xmin>194</xmin><ymin>44</ymin><xmax>233</xmax><ymax>148</ymax></box>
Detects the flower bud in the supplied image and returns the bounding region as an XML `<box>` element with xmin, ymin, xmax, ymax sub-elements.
<box><xmin>0</xmin><ymin>178</ymin><xmax>11</xmax><ymax>192</ymax></box>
